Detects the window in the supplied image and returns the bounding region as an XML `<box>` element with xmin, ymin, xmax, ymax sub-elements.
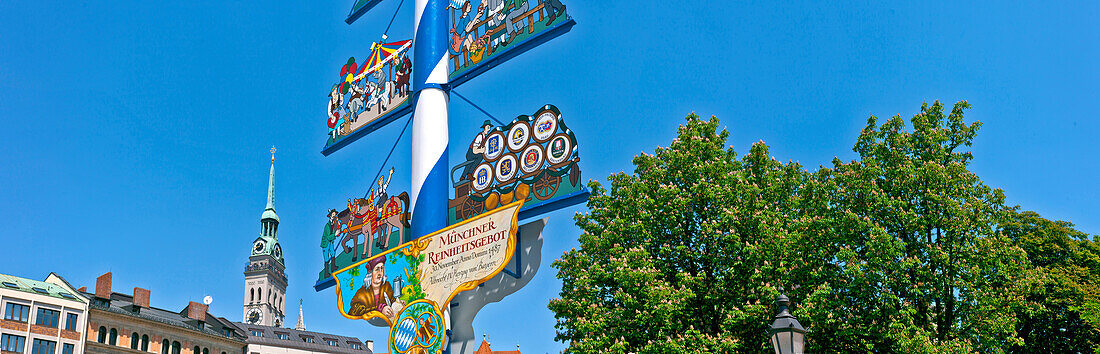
<box><xmin>302</xmin><ymin>336</ymin><xmax>314</xmax><ymax>343</ymax></box>
<box><xmin>62</xmin><ymin>343</ymin><xmax>75</xmax><ymax>354</ymax></box>
<box><xmin>109</xmin><ymin>328</ymin><xmax>117</xmax><ymax>345</ymax></box>
<box><xmin>193</xmin><ymin>345</ymin><xmax>200</xmax><ymax>354</ymax></box>
<box><xmin>31</xmin><ymin>287</ymin><xmax>48</xmax><ymax>294</ymax></box>
<box><xmin>162</xmin><ymin>339</ymin><xmax>170</xmax><ymax>353</ymax></box>
<box><xmin>36</xmin><ymin>307</ymin><xmax>60</xmax><ymax>327</ymax></box>
<box><xmin>1</xmin><ymin>334</ymin><xmax>26</xmax><ymax>352</ymax></box>
<box><xmin>257</xmin><ymin>288</ymin><xmax>262</xmax><ymax>301</ymax></box>
<box><xmin>4</xmin><ymin>302</ymin><xmax>30</xmax><ymax>322</ymax></box>
<box><xmin>64</xmin><ymin>313</ymin><xmax>79</xmax><ymax>331</ymax></box>
<box><xmin>59</xmin><ymin>292</ymin><xmax>77</xmax><ymax>300</ymax></box>
<box><xmin>130</xmin><ymin>332</ymin><xmax>139</xmax><ymax>349</ymax></box>
<box><xmin>31</xmin><ymin>338</ymin><xmax>56</xmax><ymax>354</ymax></box>
<box><xmin>141</xmin><ymin>335</ymin><xmax>149</xmax><ymax>351</ymax></box>
<box><xmin>203</xmin><ymin>348</ymin><xmax>209</xmax><ymax>354</ymax></box>
<box><xmin>98</xmin><ymin>326</ymin><xmax>107</xmax><ymax>343</ymax></box>
<box><xmin>171</xmin><ymin>341</ymin><xmax>181</xmax><ymax>354</ymax></box>
<box><xmin>250</xmin><ymin>288</ymin><xmax>254</xmax><ymax>303</ymax></box>
<box><xmin>350</xmin><ymin>343</ymin><xmax>361</xmax><ymax>350</ymax></box>
<box><xmin>326</xmin><ymin>339</ymin><xmax>337</xmax><ymax>346</ymax></box>
<box><xmin>250</xmin><ymin>330</ymin><xmax>264</xmax><ymax>337</ymax></box>
<box><xmin>1</xmin><ymin>281</ymin><xmax>18</xmax><ymax>288</ymax></box>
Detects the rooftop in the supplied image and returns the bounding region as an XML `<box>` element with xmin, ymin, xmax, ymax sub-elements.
<box><xmin>231</xmin><ymin>322</ymin><xmax>372</xmax><ymax>353</ymax></box>
<box><xmin>81</xmin><ymin>290</ymin><xmax>246</xmax><ymax>343</ymax></box>
<box><xmin>0</xmin><ymin>272</ymin><xmax>84</xmax><ymax>303</ymax></box>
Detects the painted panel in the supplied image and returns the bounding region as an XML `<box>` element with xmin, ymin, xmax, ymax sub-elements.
<box><xmin>330</xmin><ymin>201</ymin><xmax>524</xmax><ymax>354</ymax></box>
<box><xmin>317</xmin><ymin>167</ymin><xmax>412</xmax><ymax>286</ymax></box>
<box><xmin>324</xmin><ymin>40</ymin><xmax>413</xmax><ymax>155</ymax></box>
<box><xmin>447</xmin><ymin>0</ymin><xmax>573</xmax><ymax>87</ymax></box>
<box><xmin>346</xmin><ymin>0</ymin><xmax>385</xmax><ymax>24</ymax></box>
<box><xmin>448</xmin><ymin>104</ymin><xmax>583</xmax><ymax>224</ymax></box>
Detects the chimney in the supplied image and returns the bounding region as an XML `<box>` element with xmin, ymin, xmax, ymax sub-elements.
<box><xmin>187</xmin><ymin>302</ymin><xmax>208</xmax><ymax>322</ymax></box>
<box><xmin>95</xmin><ymin>272</ymin><xmax>112</xmax><ymax>299</ymax></box>
<box><xmin>133</xmin><ymin>287</ymin><xmax>150</xmax><ymax>308</ymax></box>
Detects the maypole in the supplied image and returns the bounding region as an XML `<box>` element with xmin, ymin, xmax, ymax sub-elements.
<box><xmin>410</xmin><ymin>0</ymin><xmax>449</xmax><ymax>239</ymax></box>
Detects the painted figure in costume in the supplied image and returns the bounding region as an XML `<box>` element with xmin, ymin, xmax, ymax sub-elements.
<box><xmin>366</xmin><ymin>69</ymin><xmax>395</xmax><ymax>113</ymax></box>
<box><xmin>503</xmin><ymin>0</ymin><xmax>528</xmax><ymax>46</ymax></box>
<box><xmin>348</xmin><ymin>256</ymin><xmax>404</xmax><ymax>319</ymax></box>
<box><xmin>451</xmin><ymin>1</ymin><xmax>485</xmax><ymax>54</ymax></box>
<box><xmin>321</xmin><ymin>209</ymin><xmax>341</xmax><ymax>275</ymax></box>
<box><xmin>375</xmin><ymin>167</ymin><xmax>395</xmax><ymax>208</ymax></box>
<box><xmin>393</xmin><ymin>53</ymin><xmax>412</xmax><ymax>96</ymax></box>
<box><xmin>462</xmin><ymin>120</ymin><xmax>493</xmax><ymax>179</ymax></box>
<box><xmin>543</xmin><ymin>0</ymin><xmax>565</xmax><ymax>25</ymax></box>
<box><xmin>484</xmin><ymin>0</ymin><xmax>506</xmax><ymax>46</ymax></box>
<box><xmin>345</xmin><ymin>81</ymin><xmax>368</xmax><ymax>123</ymax></box>
<box><xmin>327</xmin><ymin>84</ymin><xmax>346</xmax><ymax>140</ymax></box>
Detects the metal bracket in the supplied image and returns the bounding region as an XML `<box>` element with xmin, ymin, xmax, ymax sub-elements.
<box><xmin>500</xmin><ymin>229</ymin><xmax>522</xmax><ymax>279</ymax></box>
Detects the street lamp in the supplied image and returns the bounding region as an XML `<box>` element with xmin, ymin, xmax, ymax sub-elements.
<box><xmin>767</xmin><ymin>294</ymin><xmax>806</xmax><ymax>354</ymax></box>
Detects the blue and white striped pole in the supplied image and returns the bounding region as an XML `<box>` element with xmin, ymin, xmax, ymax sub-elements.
<box><xmin>410</xmin><ymin>0</ymin><xmax>449</xmax><ymax>239</ymax></box>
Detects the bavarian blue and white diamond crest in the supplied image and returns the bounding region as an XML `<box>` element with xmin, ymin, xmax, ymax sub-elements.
<box><xmin>393</xmin><ymin>317</ymin><xmax>417</xmax><ymax>352</ymax></box>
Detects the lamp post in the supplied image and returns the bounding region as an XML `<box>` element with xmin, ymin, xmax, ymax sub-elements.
<box><xmin>767</xmin><ymin>294</ymin><xmax>806</xmax><ymax>354</ymax></box>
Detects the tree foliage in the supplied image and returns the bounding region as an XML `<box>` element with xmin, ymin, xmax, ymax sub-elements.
<box><xmin>549</xmin><ymin>101</ymin><xmax>1100</xmax><ymax>353</ymax></box>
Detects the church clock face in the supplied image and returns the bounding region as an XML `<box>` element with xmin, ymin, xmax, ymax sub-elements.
<box><xmin>253</xmin><ymin>240</ymin><xmax>265</xmax><ymax>255</ymax></box>
<box><xmin>247</xmin><ymin>308</ymin><xmax>262</xmax><ymax>324</ymax></box>
<box><xmin>273</xmin><ymin>244</ymin><xmax>282</xmax><ymax>260</ymax></box>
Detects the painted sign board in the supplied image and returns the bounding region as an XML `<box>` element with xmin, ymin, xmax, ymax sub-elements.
<box><xmin>318</xmin><ymin>168</ymin><xmax>412</xmax><ymax>287</ymax></box>
<box><xmin>324</xmin><ymin>40</ymin><xmax>414</xmax><ymax>156</ymax></box>
<box><xmin>346</xmin><ymin>0</ymin><xmax>384</xmax><ymax>25</ymax></box>
<box><xmin>447</xmin><ymin>0</ymin><xmax>574</xmax><ymax>88</ymax></box>
<box><xmin>330</xmin><ymin>201</ymin><xmax>525</xmax><ymax>354</ymax></box>
<box><xmin>449</xmin><ymin>104</ymin><xmax>585</xmax><ymax>225</ymax></box>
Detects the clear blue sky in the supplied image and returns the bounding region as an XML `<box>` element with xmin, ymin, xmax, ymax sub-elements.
<box><xmin>1</xmin><ymin>1</ymin><xmax>1097</xmax><ymax>353</ymax></box>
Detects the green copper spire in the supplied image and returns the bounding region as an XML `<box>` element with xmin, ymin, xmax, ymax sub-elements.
<box><xmin>261</xmin><ymin>146</ymin><xmax>280</xmax><ymax>236</ymax></box>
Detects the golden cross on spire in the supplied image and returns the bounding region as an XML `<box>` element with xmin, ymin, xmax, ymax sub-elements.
<box><xmin>270</xmin><ymin>146</ymin><xmax>276</xmax><ymax>163</ymax></box>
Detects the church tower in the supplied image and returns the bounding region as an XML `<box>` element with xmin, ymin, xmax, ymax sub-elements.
<box><xmin>243</xmin><ymin>147</ymin><xmax>288</xmax><ymax>328</ymax></box>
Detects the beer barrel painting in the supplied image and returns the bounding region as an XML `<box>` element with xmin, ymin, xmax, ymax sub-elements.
<box><xmin>449</xmin><ymin>104</ymin><xmax>582</xmax><ymax>224</ymax></box>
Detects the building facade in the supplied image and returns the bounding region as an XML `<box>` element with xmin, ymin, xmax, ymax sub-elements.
<box><xmin>0</xmin><ymin>272</ymin><xmax>88</xmax><ymax>354</ymax></box>
<box><xmin>82</xmin><ymin>272</ymin><xmax>247</xmax><ymax>354</ymax></box>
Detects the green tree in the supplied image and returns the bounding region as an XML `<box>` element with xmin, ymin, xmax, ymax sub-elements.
<box><xmin>548</xmin><ymin>114</ymin><xmax>817</xmax><ymax>353</ymax></box>
<box><xmin>1001</xmin><ymin>210</ymin><xmax>1100</xmax><ymax>352</ymax></box>
<box><xmin>819</xmin><ymin>101</ymin><xmax>1028</xmax><ymax>352</ymax></box>
<box><xmin>550</xmin><ymin>102</ymin><xmax>1096</xmax><ymax>353</ymax></box>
